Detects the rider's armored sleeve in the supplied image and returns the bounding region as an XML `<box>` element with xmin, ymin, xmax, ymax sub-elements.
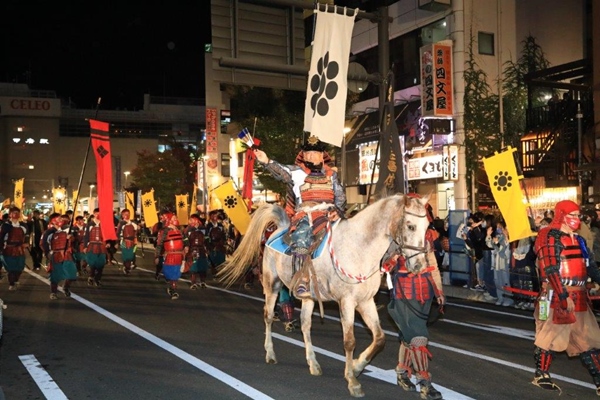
<box><xmin>263</xmin><ymin>160</ymin><xmax>294</xmax><ymax>185</ymax></box>
<box><xmin>332</xmin><ymin>171</ymin><xmax>347</xmax><ymax>217</ymax></box>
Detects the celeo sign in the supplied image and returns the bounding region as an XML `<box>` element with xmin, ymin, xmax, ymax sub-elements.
<box><xmin>0</xmin><ymin>96</ymin><xmax>61</xmax><ymax>117</ymax></box>
<box><xmin>420</xmin><ymin>40</ymin><xmax>454</xmax><ymax>118</ymax></box>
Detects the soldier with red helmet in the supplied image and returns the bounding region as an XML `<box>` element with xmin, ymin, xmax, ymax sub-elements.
<box><xmin>155</xmin><ymin>212</ymin><xmax>186</xmax><ymax>299</ymax></box>
<box><xmin>84</xmin><ymin>208</ymin><xmax>108</xmax><ymax>286</ymax></box>
<box><xmin>117</xmin><ymin>209</ymin><xmax>139</xmax><ymax>275</ymax></box>
<box><xmin>532</xmin><ymin>199</ymin><xmax>600</xmax><ymax>395</ymax></box>
<box><xmin>42</xmin><ymin>214</ymin><xmax>77</xmax><ymax>300</ymax></box>
<box><xmin>0</xmin><ymin>206</ymin><xmax>29</xmax><ymax>291</ymax></box>
<box><xmin>183</xmin><ymin>214</ymin><xmax>208</xmax><ymax>289</ymax></box>
<box><xmin>381</xmin><ymin>194</ymin><xmax>444</xmax><ymax>400</ymax></box>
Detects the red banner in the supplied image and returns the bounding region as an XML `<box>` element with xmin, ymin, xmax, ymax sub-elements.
<box><xmin>90</xmin><ymin>119</ymin><xmax>117</xmax><ymax>241</ymax></box>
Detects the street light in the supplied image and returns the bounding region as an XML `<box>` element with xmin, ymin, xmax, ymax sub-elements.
<box><xmin>124</xmin><ymin>171</ymin><xmax>130</xmax><ymax>182</ymax></box>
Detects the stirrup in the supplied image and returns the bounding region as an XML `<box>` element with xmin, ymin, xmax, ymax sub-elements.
<box><xmin>532</xmin><ymin>372</ymin><xmax>562</xmax><ymax>394</ymax></box>
<box><xmin>397</xmin><ymin>372</ymin><xmax>416</xmax><ymax>391</ymax></box>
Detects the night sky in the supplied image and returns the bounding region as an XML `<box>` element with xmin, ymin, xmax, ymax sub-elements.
<box><xmin>1</xmin><ymin>1</ymin><xmax>211</xmax><ymax>110</ymax></box>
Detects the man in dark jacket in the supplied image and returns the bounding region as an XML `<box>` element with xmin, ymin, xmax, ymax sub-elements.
<box><xmin>28</xmin><ymin>210</ymin><xmax>47</xmax><ymax>270</ymax></box>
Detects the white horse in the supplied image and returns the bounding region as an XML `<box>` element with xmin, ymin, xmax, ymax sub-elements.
<box><xmin>218</xmin><ymin>194</ymin><xmax>430</xmax><ymax>397</ymax></box>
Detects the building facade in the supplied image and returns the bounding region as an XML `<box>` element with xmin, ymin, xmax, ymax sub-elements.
<box><xmin>0</xmin><ymin>83</ymin><xmax>204</xmax><ymax>213</ymax></box>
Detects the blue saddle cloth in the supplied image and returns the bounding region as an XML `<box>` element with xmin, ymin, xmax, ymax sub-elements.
<box><xmin>266</xmin><ymin>226</ymin><xmax>330</xmax><ymax>258</ymax></box>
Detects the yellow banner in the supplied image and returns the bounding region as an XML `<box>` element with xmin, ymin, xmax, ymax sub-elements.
<box><xmin>175</xmin><ymin>194</ymin><xmax>189</xmax><ymax>225</ymax></box>
<box><xmin>190</xmin><ymin>184</ymin><xmax>197</xmax><ymax>217</ymax></box>
<box><xmin>141</xmin><ymin>190</ymin><xmax>158</xmax><ymax>228</ymax></box>
<box><xmin>14</xmin><ymin>178</ymin><xmax>24</xmax><ymax>209</ymax></box>
<box><xmin>212</xmin><ymin>180</ymin><xmax>251</xmax><ymax>235</ymax></box>
<box><xmin>2</xmin><ymin>198</ymin><xmax>10</xmax><ymax>208</ymax></box>
<box><xmin>53</xmin><ymin>187</ymin><xmax>67</xmax><ymax>215</ymax></box>
<box><xmin>125</xmin><ymin>191</ymin><xmax>135</xmax><ymax>214</ymax></box>
<box><xmin>483</xmin><ymin>147</ymin><xmax>535</xmax><ymax>242</ymax></box>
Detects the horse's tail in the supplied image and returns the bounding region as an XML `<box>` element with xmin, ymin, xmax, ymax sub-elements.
<box><xmin>217</xmin><ymin>203</ymin><xmax>289</xmax><ymax>287</ymax></box>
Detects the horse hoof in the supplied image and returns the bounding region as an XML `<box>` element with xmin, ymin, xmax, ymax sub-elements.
<box><xmin>309</xmin><ymin>364</ymin><xmax>322</xmax><ymax>376</ymax></box>
<box><xmin>348</xmin><ymin>385</ymin><xmax>365</xmax><ymax>398</ymax></box>
<box><xmin>265</xmin><ymin>356</ymin><xmax>278</xmax><ymax>364</ymax></box>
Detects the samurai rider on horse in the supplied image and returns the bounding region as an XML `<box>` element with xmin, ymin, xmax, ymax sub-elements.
<box><xmin>254</xmin><ymin>135</ymin><xmax>346</xmax><ymax>299</ymax></box>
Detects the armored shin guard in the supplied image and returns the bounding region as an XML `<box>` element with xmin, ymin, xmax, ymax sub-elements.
<box><xmin>580</xmin><ymin>349</ymin><xmax>600</xmax><ymax>395</ymax></box>
<box><xmin>533</xmin><ymin>347</ymin><xmax>561</xmax><ymax>393</ymax></box>
<box><xmin>410</xmin><ymin>337</ymin><xmax>442</xmax><ymax>400</ymax></box>
<box><xmin>280</xmin><ymin>301</ymin><xmax>294</xmax><ymax>323</ymax></box>
<box><xmin>396</xmin><ymin>342</ymin><xmax>416</xmax><ymax>391</ymax></box>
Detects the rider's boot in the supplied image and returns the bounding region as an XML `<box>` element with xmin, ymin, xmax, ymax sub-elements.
<box><xmin>532</xmin><ymin>347</ymin><xmax>561</xmax><ymax>392</ymax></box>
<box><xmin>396</xmin><ymin>342</ymin><xmax>416</xmax><ymax>391</ymax></box>
<box><xmin>291</xmin><ymin>248</ymin><xmax>311</xmax><ymax>299</ymax></box>
<box><xmin>410</xmin><ymin>336</ymin><xmax>442</xmax><ymax>400</ymax></box>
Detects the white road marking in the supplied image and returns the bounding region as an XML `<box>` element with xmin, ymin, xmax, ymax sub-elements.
<box><xmin>24</xmin><ymin>269</ymin><xmax>274</xmax><ymax>400</ymax></box>
<box><xmin>273</xmin><ymin>333</ymin><xmax>475</xmax><ymax>399</ymax></box>
<box><xmin>23</xmin><ymin>268</ymin><xmax>596</xmax><ymax>394</ymax></box>
<box><xmin>19</xmin><ymin>354</ymin><xmax>68</xmax><ymax>400</ymax></box>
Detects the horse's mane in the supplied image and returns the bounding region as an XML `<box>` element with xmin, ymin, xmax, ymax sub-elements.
<box><xmin>349</xmin><ymin>193</ymin><xmax>427</xmax><ymax>243</ymax></box>
<box><xmin>348</xmin><ymin>193</ymin><xmax>405</xmax><ymax>239</ymax></box>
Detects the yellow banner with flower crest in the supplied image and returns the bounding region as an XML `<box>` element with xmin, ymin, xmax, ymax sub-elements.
<box><xmin>53</xmin><ymin>187</ymin><xmax>67</xmax><ymax>215</ymax></box>
<box><xmin>175</xmin><ymin>194</ymin><xmax>189</xmax><ymax>225</ymax></box>
<box><xmin>483</xmin><ymin>147</ymin><xmax>535</xmax><ymax>242</ymax></box>
<box><xmin>141</xmin><ymin>189</ymin><xmax>158</xmax><ymax>228</ymax></box>
<box><xmin>14</xmin><ymin>178</ymin><xmax>24</xmax><ymax>209</ymax></box>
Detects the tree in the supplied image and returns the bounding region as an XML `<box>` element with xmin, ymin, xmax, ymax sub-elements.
<box><xmin>227</xmin><ymin>86</ymin><xmax>306</xmax><ymax>199</ymax></box>
<box><xmin>463</xmin><ymin>30</ymin><xmax>500</xmax><ymax>208</ymax></box>
<box><xmin>130</xmin><ymin>150</ymin><xmax>186</xmax><ymax>209</ymax></box>
<box><xmin>502</xmin><ymin>35</ymin><xmax>552</xmax><ymax>148</ymax></box>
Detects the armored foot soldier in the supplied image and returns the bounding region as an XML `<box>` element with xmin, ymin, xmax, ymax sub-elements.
<box><xmin>254</xmin><ymin>135</ymin><xmax>345</xmax><ymax>299</ymax></box>
<box><xmin>42</xmin><ymin>215</ymin><xmax>77</xmax><ymax>300</ymax></box>
<box><xmin>0</xmin><ymin>207</ymin><xmax>29</xmax><ymax>290</ymax></box>
<box><xmin>84</xmin><ymin>208</ymin><xmax>107</xmax><ymax>286</ymax></box>
<box><xmin>533</xmin><ymin>200</ymin><xmax>600</xmax><ymax>396</ymax></box>
<box><xmin>72</xmin><ymin>216</ymin><xmax>87</xmax><ymax>275</ymax></box>
<box><xmin>383</xmin><ymin>197</ymin><xmax>445</xmax><ymax>400</ymax></box>
<box><xmin>155</xmin><ymin>213</ymin><xmax>185</xmax><ymax>299</ymax></box>
<box><xmin>117</xmin><ymin>209</ymin><xmax>139</xmax><ymax>275</ymax></box>
<box><xmin>206</xmin><ymin>210</ymin><xmax>226</xmax><ymax>272</ymax></box>
<box><xmin>184</xmin><ymin>214</ymin><xmax>208</xmax><ymax>289</ymax></box>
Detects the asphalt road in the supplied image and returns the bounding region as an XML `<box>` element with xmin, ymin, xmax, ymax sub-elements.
<box><xmin>0</xmin><ymin>248</ymin><xmax>598</xmax><ymax>400</ymax></box>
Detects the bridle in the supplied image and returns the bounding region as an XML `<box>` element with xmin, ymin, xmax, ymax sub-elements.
<box><xmin>393</xmin><ymin>206</ymin><xmax>429</xmax><ymax>261</ymax></box>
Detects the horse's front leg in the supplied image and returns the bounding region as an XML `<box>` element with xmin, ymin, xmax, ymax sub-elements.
<box><xmin>300</xmin><ymin>299</ymin><xmax>322</xmax><ymax>376</ymax></box>
<box><xmin>263</xmin><ymin>281</ymin><xmax>280</xmax><ymax>364</ymax></box>
<box><xmin>353</xmin><ymin>298</ymin><xmax>385</xmax><ymax>376</ymax></box>
<box><xmin>339</xmin><ymin>299</ymin><xmax>364</xmax><ymax>398</ymax></box>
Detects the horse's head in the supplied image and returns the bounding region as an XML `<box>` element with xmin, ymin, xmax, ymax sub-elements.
<box><xmin>390</xmin><ymin>194</ymin><xmax>431</xmax><ymax>273</ymax></box>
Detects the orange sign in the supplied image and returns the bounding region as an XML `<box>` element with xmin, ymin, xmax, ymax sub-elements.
<box><xmin>420</xmin><ymin>41</ymin><xmax>454</xmax><ymax>117</ymax></box>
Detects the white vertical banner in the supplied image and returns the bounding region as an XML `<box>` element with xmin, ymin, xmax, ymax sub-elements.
<box><xmin>304</xmin><ymin>6</ymin><xmax>358</xmax><ymax>146</ymax></box>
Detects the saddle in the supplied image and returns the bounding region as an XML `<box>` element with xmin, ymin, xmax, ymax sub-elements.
<box><xmin>269</xmin><ymin>227</ymin><xmax>329</xmax><ymax>260</ymax></box>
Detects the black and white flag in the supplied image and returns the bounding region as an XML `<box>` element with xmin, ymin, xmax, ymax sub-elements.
<box><xmin>304</xmin><ymin>6</ymin><xmax>357</xmax><ymax>146</ymax></box>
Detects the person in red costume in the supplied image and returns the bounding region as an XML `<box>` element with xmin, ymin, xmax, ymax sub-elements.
<box><xmin>381</xmin><ymin>194</ymin><xmax>445</xmax><ymax>400</ymax></box>
<box><xmin>533</xmin><ymin>199</ymin><xmax>600</xmax><ymax>395</ymax></box>
<box><xmin>155</xmin><ymin>213</ymin><xmax>186</xmax><ymax>300</ymax></box>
